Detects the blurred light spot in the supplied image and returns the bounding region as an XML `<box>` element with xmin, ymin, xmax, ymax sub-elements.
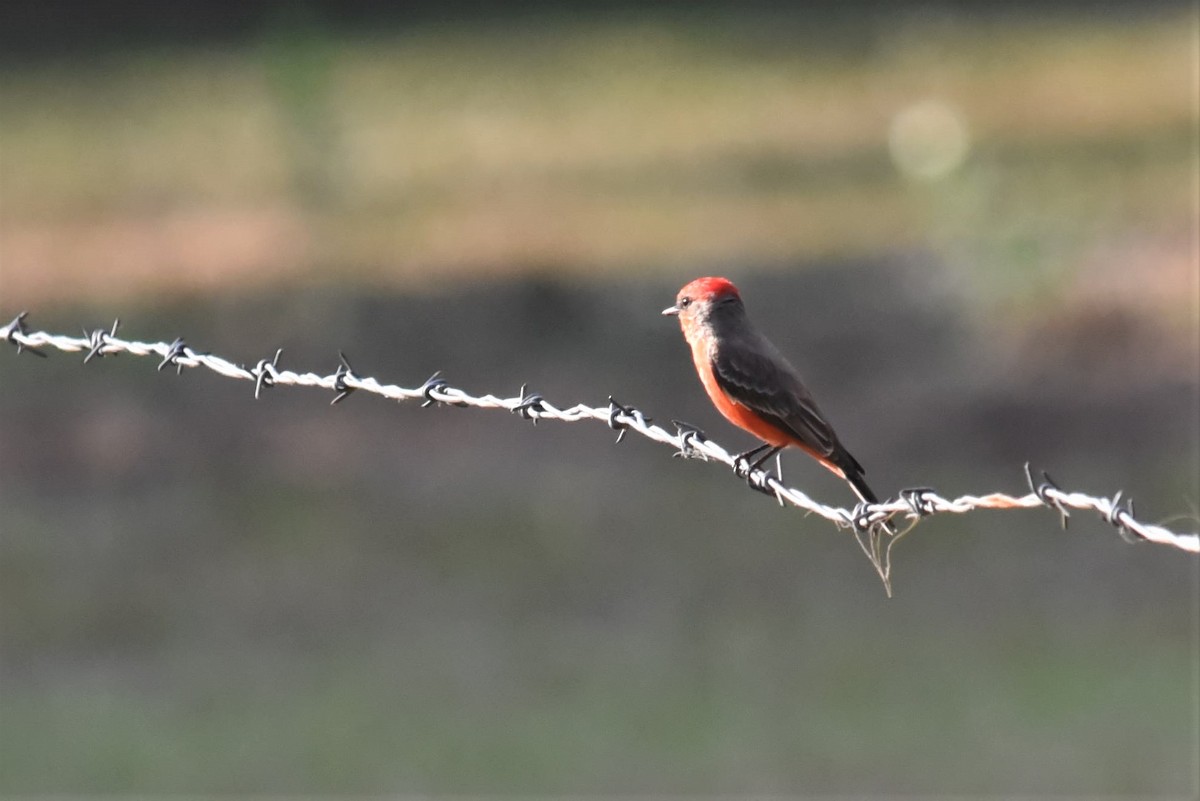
<box><xmin>888</xmin><ymin>100</ymin><xmax>970</xmax><ymax>181</ymax></box>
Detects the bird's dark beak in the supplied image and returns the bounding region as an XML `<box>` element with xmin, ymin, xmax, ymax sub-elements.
<box><xmin>662</xmin><ymin>305</ymin><xmax>680</xmax><ymax>316</ymax></box>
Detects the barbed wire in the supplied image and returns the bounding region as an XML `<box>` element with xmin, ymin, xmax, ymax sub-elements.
<box><xmin>3</xmin><ymin>312</ymin><xmax>1196</xmax><ymax>595</ymax></box>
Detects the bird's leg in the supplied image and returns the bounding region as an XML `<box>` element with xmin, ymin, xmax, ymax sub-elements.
<box><xmin>750</xmin><ymin>446</ymin><xmax>784</xmax><ymax>493</ymax></box>
<box><xmin>736</xmin><ymin>444</ymin><xmax>784</xmax><ymax>495</ymax></box>
<box><xmin>732</xmin><ymin>443</ymin><xmax>773</xmax><ymax>478</ymax></box>
<box><xmin>747</xmin><ymin>445</ymin><xmax>783</xmax><ymax>474</ymax></box>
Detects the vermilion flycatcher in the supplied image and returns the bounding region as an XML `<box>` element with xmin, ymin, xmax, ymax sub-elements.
<box><xmin>663</xmin><ymin>276</ymin><xmax>880</xmax><ymax>504</ymax></box>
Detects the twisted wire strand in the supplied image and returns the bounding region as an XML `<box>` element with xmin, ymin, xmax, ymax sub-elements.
<box><xmin>3</xmin><ymin>312</ymin><xmax>1196</xmax><ymax>556</ymax></box>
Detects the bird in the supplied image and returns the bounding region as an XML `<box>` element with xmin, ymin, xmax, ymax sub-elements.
<box><xmin>663</xmin><ymin>276</ymin><xmax>881</xmax><ymax>505</ymax></box>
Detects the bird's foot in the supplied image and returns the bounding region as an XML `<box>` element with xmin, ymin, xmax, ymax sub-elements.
<box><xmin>733</xmin><ymin>455</ymin><xmax>753</xmax><ymax>479</ymax></box>
<box><xmin>732</xmin><ymin>445</ymin><xmax>784</xmax><ymax>497</ymax></box>
<box><xmin>731</xmin><ymin>443</ymin><xmax>773</xmax><ymax>479</ymax></box>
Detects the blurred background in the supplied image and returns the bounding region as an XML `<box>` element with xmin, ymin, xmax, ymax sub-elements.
<box><xmin>1</xmin><ymin>0</ymin><xmax>1197</xmax><ymax>794</ymax></box>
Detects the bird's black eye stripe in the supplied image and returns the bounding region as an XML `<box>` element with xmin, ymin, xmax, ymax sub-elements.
<box><xmin>679</xmin><ymin>297</ymin><xmax>692</xmax><ymax>308</ymax></box>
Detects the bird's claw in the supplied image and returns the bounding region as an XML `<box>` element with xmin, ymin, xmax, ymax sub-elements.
<box><xmin>734</xmin><ymin>457</ymin><xmax>778</xmax><ymax>496</ymax></box>
<box><xmin>733</xmin><ymin>455</ymin><xmax>753</xmax><ymax>479</ymax></box>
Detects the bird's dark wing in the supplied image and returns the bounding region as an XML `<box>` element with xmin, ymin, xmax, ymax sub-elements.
<box><xmin>710</xmin><ymin>338</ymin><xmax>838</xmax><ymax>456</ymax></box>
<box><xmin>711</xmin><ymin>336</ymin><xmax>876</xmax><ymax>502</ymax></box>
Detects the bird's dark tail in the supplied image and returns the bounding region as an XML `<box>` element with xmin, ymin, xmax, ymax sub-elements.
<box><xmin>845</xmin><ymin>469</ymin><xmax>879</xmax><ymax>506</ymax></box>
<box><xmin>832</xmin><ymin>448</ymin><xmax>878</xmax><ymax>505</ymax></box>
<box><xmin>837</xmin><ymin>454</ymin><xmax>898</xmax><ymax>536</ymax></box>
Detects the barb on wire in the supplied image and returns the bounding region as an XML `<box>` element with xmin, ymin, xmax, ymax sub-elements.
<box><xmin>420</xmin><ymin>372</ymin><xmax>454</xmax><ymax>407</ymax></box>
<box><xmin>5</xmin><ymin>312</ymin><xmax>46</xmax><ymax>358</ymax></box>
<box><xmin>608</xmin><ymin>396</ymin><xmax>649</xmax><ymax>444</ymax></box>
<box><xmin>671</xmin><ymin>420</ymin><xmax>708</xmax><ymax>460</ymax></box>
<box><xmin>3</xmin><ymin>314</ymin><xmax>1197</xmax><ymax>595</ymax></box>
<box><xmin>513</xmin><ymin>384</ymin><xmax>546</xmax><ymax>422</ymax></box>
<box><xmin>83</xmin><ymin>318</ymin><xmax>121</xmax><ymax>364</ymax></box>
<box><xmin>330</xmin><ymin>351</ymin><xmax>356</xmax><ymax>405</ymax></box>
<box><xmin>158</xmin><ymin>337</ymin><xmax>189</xmax><ymax>374</ymax></box>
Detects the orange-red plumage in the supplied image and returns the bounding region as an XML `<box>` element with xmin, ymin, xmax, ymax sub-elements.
<box><xmin>664</xmin><ymin>276</ymin><xmax>877</xmax><ymax>503</ymax></box>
